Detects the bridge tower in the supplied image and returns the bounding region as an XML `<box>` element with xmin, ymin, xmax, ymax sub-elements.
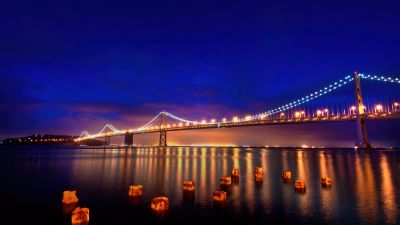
<box><xmin>353</xmin><ymin>71</ymin><xmax>371</xmax><ymax>148</ymax></box>
<box><xmin>159</xmin><ymin>112</ymin><xmax>167</xmax><ymax>147</ymax></box>
<box><xmin>104</xmin><ymin>136</ymin><xmax>111</xmax><ymax>145</ymax></box>
<box><xmin>124</xmin><ymin>132</ymin><xmax>133</xmax><ymax>146</ymax></box>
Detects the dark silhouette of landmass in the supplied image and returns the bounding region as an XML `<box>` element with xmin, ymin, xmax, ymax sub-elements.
<box><xmin>0</xmin><ymin>134</ymin><xmax>104</xmax><ymax>146</ymax></box>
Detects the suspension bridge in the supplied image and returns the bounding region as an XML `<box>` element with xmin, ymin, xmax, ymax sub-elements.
<box><xmin>75</xmin><ymin>72</ymin><xmax>400</xmax><ymax>148</ymax></box>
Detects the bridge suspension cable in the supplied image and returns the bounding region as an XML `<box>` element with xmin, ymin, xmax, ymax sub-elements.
<box><xmin>162</xmin><ymin>111</ymin><xmax>196</xmax><ymax>124</ymax></box>
<box><xmin>137</xmin><ymin>111</ymin><xmax>198</xmax><ymax>131</ymax></box>
<box><xmin>96</xmin><ymin>124</ymin><xmax>121</xmax><ymax>135</ymax></box>
<box><xmin>79</xmin><ymin>131</ymin><xmax>91</xmax><ymax>138</ymax></box>
<box><xmin>252</xmin><ymin>75</ymin><xmax>354</xmax><ymax>119</ymax></box>
<box><xmin>136</xmin><ymin>112</ymin><xmax>163</xmax><ymax>130</ymax></box>
<box><xmin>359</xmin><ymin>74</ymin><xmax>400</xmax><ymax>84</ymax></box>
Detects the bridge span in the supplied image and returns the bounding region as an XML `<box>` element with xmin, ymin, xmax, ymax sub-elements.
<box><xmin>76</xmin><ymin>72</ymin><xmax>400</xmax><ymax>148</ymax></box>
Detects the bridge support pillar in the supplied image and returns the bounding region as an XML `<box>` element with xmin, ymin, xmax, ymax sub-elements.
<box><xmin>353</xmin><ymin>71</ymin><xmax>371</xmax><ymax>148</ymax></box>
<box><xmin>104</xmin><ymin>136</ymin><xmax>111</xmax><ymax>145</ymax></box>
<box><xmin>124</xmin><ymin>133</ymin><xmax>134</xmax><ymax>146</ymax></box>
<box><xmin>159</xmin><ymin>131</ymin><xmax>167</xmax><ymax>147</ymax></box>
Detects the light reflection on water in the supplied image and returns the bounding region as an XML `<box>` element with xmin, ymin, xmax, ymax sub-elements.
<box><xmin>0</xmin><ymin>147</ymin><xmax>399</xmax><ymax>225</ymax></box>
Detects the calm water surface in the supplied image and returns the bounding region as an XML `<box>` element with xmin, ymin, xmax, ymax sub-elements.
<box><xmin>0</xmin><ymin>147</ymin><xmax>399</xmax><ymax>225</ymax></box>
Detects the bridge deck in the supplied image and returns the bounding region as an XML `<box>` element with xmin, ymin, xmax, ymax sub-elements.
<box><xmin>93</xmin><ymin>111</ymin><xmax>400</xmax><ymax>138</ymax></box>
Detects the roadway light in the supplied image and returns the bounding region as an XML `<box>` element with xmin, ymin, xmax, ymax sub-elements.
<box><xmin>232</xmin><ymin>116</ymin><xmax>239</xmax><ymax>122</ymax></box>
<box><xmin>394</xmin><ymin>102</ymin><xmax>399</xmax><ymax>110</ymax></box>
<box><xmin>222</xmin><ymin>118</ymin><xmax>227</xmax><ymax>123</ymax></box>
<box><xmin>210</xmin><ymin>119</ymin><xmax>216</xmax><ymax>123</ymax></box>
<box><xmin>179</xmin><ymin>123</ymin><xmax>183</xmax><ymax>127</ymax></box>
<box><xmin>375</xmin><ymin>104</ymin><xmax>383</xmax><ymax>112</ymax></box>
<box><xmin>279</xmin><ymin>112</ymin><xmax>284</xmax><ymax>118</ymax></box>
<box><xmin>317</xmin><ymin>110</ymin><xmax>322</xmax><ymax>116</ymax></box>
<box><xmin>245</xmin><ymin>115</ymin><xmax>252</xmax><ymax>121</ymax></box>
<box><xmin>201</xmin><ymin>120</ymin><xmax>206</xmax><ymax>124</ymax></box>
<box><xmin>295</xmin><ymin>111</ymin><xmax>301</xmax><ymax>118</ymax></box>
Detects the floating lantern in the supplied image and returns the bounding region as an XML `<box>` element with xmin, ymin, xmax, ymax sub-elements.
<box><xmin>254</xmin><ymin>167</ymin><xmax>264</xmax><ymax>181</ymax></box>
<box><xmin>321</xmin><ymin>177</ymin><xmax>332</xmax><ymax>187</ymax></box>
<box><xmin>62</xmin><ymin>190</ymin><xmax>79</xmax><ymax>204</ymax></box>
<box><xmin>183</xmin><ymin>180</ymin><xmax>195</xmax><ymax>191</ymax></box>
<box><xmin>294</xmin><ymin>180</ymin><xmax>306</xmax><ymax>192</ymax></box>
<box><xmin>220</xmin><ymin>176</ymin><xmax>232</xmax><ymax>185</ymax></box>
<box><xmin>231</xmin><ymin>168</ymin><xmax>240</xmax><ymax>177</ymax></box>
<box><xmin>213</xmin><ymin>190</ymin><xmax>227</xmax><ymax>202</ymax></box>
<box><xmin>151</xmin><ymin>196</ymin><xmax>169</xmax><ymax>211</ymax></box>
<box><xmin>71</xmin><ymin>207</ymin><xmax>89</xmax><ymax>225</ymax></box>
<box><xmin>128</xmin><ymin>185</ymin><xmax>143</xmax><ymax>197</ymax></box>
<box><xmin>282</xmin><ymin>170</ymin><xmax>292</xmax><ymax>180</ymax></box>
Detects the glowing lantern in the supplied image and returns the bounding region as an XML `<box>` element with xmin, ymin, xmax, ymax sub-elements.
<box><xmin>128</xmin><ymin>185</ymin><xmax>143</xmax><ymax>197</ymax></box>
<box><xmin>294</xmin><ymin>180</ymin><xmax>306</xmax><ymax>192</ymax></box>
<box><xmin>231</xmin><ymin>168</ymin><xmax>240</xmax><ymax>177</ymax></box>
<box><xmin>321</xmin><ymin>177</ymin><xmax>332</xmax><ymax>187</ymax></box>
<box><xmin>62</xmin><ymin>190</ymin><xmax>79</xmax><ymax>204</ymax></box>
<box><xmin>254</xmin><ymin>167</ymin><xmax>264</xmax><ymax>181</ymax></box>
<box><xmin>151</xmin><ymin>196</ymin><xmax>169</xmax><ymax>211</ymax></box>
<box><xmin>71</xmin><ymin>207</ymin><xmax>89</xmax><ymax>225</ymax></box>
<box><xmin>213</xmin><ymin>191</ymin><xmax>227</xmax><ymax>201</ymax></box>
<box><xmin>183</xmin><ymin>180</ymin><xmax>195</xmax><ymax>191</ymax></box>
<box><xmin>220</xmin><ymin>176</ymin><xmax>232</xmax><ymax>185</ymax></box>
<box><xmin>282</xmin><ymin>170</ymin><xmax>292</xmax><ymax>180</ymax></box>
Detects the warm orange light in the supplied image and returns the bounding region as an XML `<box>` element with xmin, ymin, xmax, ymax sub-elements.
<box><xmin>151</xmin><ymin>196</ymin><xmax>169</xmax><ymax>211</ymax></box>
<box><xmin>295</xmin><ymin>112</ymin><xmax>301</xmax><ymax>118</ymax></box>
<box><xmin>375</xmin><ymin>104</ymin><xmax>383</xmax><ymax>112</ymax></box>
<box><xmin>213</xmin><ymin>191</ymin><xmax>227</xmax><ymax>201</ymax></box>
<box><xmin>222</xmin><ymin>118</ymin><xmax>227</xmax><ymax>122</ymax></box>
<box><xmin>231</xmin><ymin>168</ymin><xmax>240</xmax><ymax>177</ymax></box>
<box><xmin>220</xmin><ymin>176</ymin><xmax>232</xmax><ymax>185</ymax></box>
<box><xmin>282</xmin><ymin>170</ymin><xmax>291</xmax><ymax>180</ymax></box>
<box><xmin>294</xmin><ymin>180</ymin><xmax>306</xmax><ymax>191</ymax></box>
<box><xmin>254</xmin><ymin>167</ymin><xmax>264</xmax><ymax>181</ymax></box>
<box><xmin>62</xmin><ymin>190</ymin><xmax>79</xmax><ymax>204</ymax></box>
<box><xmin>232</xmin><ymin>116</ymin><xmax>239</xmax><ymax>122</ymax></box>
<box><xmin>183</xmin><ymin>180</ymin><xmax>195</xmax><ymax>191</ymax></box>
<box><xmin>71</xmin><ymin>207</ymin><xmax>89</xmax><ymax>225</ymax></box>
<box><xmin>321</xmin><ymin>177</ymin><xmax>332</xmax><ymax>187</ymax></box>
<box><xmin>316</xmin><ymin>110</ymin><xmax>322</xmax><ymax>116</ymax></box>
<box><xmin>128</xmin><ymin>185</ymin><xmax>143</xmax><ymax>197</ymax></box>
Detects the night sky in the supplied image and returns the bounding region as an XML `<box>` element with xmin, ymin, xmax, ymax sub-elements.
<box><xmin>1</xmin><ymin>0</ymin><xmax>400</xmax><ymax>147</ymax></box>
